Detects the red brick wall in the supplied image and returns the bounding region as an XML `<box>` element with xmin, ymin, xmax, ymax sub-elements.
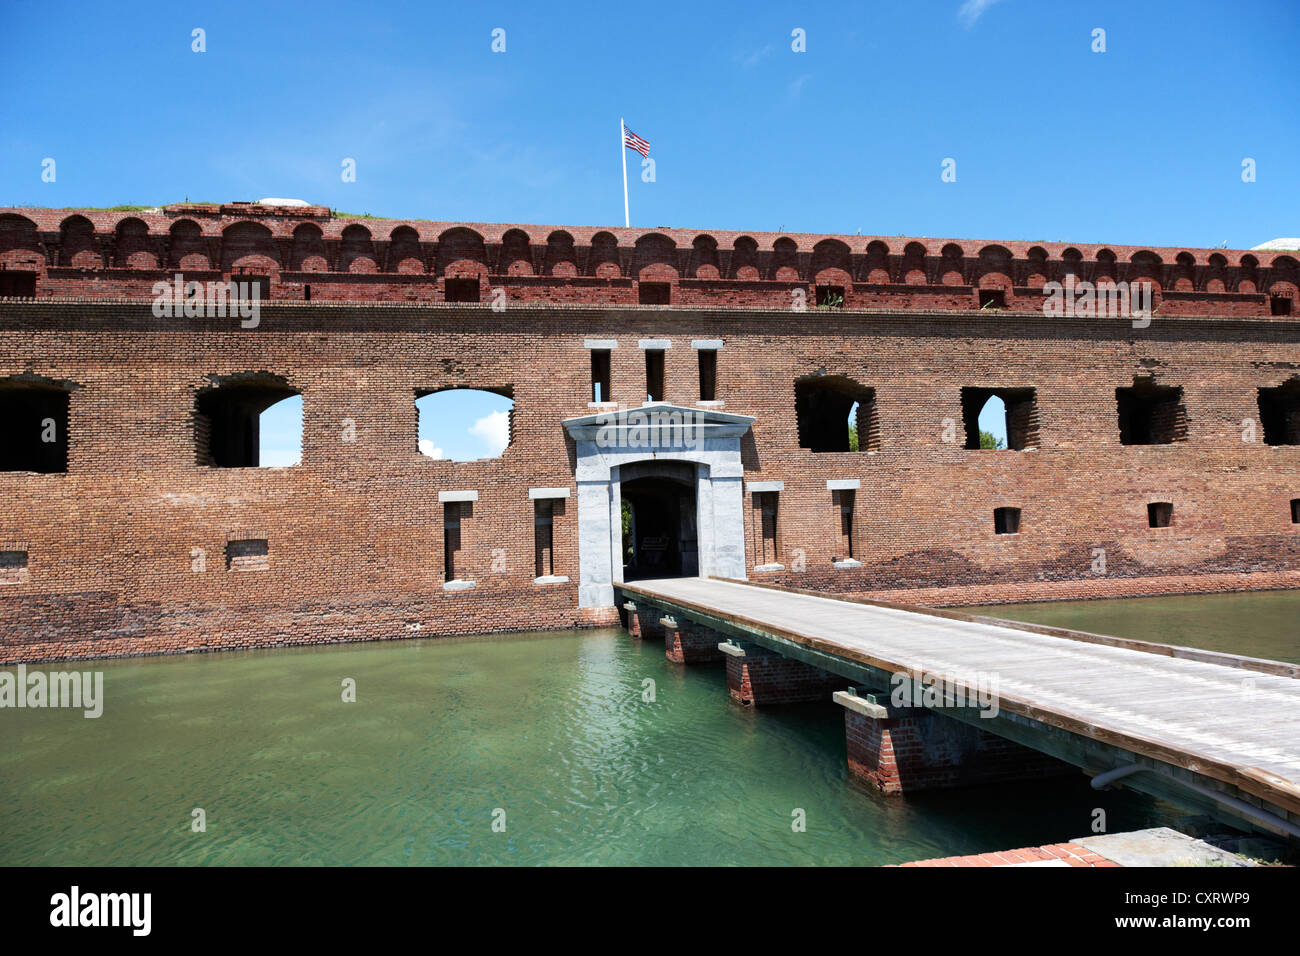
<box><xmin>3</xmin><ymin>205</ymin><xmax>1297</xmax><ymax>317</ymax></box>
<box><xmin>0</xmin><ymin>205</ymin><xmax>1298</xmax><ymax>663</ymax></box>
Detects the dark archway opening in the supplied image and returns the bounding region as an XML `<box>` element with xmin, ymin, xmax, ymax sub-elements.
<box><xmin>621</xmin><ymin>463</ymin><xmax>697</xmax><ymax>581</ymax></box>
<box><xmin>0</xmin><ymin>382</ymin><xmax>71</xmax><ymax>473</ymax></box>
<box><xmin>1258</xmin><ymin>380</ymin><xmax>1300</xmax><ymax>446</ymax></box>
<box><xmin>1116</xmin><ymin>381</ymin><xmax>1186</xmax><ymax>445</ymax></box>
<box><xmin>195</xmin><ymin>374</ymin><xmax>299</xmax><ymax>467</ymax></box>
<box><xmin>795</xmin><ymin>375</ymin><xmax>878</xmax><ymax>452</ymax></box>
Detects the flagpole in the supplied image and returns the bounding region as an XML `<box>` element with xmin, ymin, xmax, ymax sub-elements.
<box><xmin>620</xmin><ymin>117</ymin><xmax>630</xmax><ymax>228</ymax></box>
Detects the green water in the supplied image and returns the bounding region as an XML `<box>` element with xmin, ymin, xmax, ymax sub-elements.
<box><xmin>0</xmin><ymin>625</ymin><xmax>1197</xmax><ymax>867</ymax></box>
<box><xmin>987</xmin><ymin>589</ymin><xmax>1300</xmax><ymax>665</ymax></box>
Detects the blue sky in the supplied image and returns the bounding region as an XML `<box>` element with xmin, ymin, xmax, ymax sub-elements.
<box><xmin>4</xmin><ymin>0</ymin><xmax>1296</xmax><ymax>247</ymax></box>
<box><xmin>4</xmin><ymin>0</ymin><xmax>1296</xmax><ymax>457</ymax></box>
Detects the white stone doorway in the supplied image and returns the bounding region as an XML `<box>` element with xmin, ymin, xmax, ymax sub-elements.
<box><xmin>562</xmin><ymin>405</ymin><xmax>754</xmax><ymax>609</ymax></box>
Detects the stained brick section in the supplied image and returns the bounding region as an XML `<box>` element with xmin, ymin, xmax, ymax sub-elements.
<box><xmin>620</xmin><ymin>602</ymin><xmax>653</xmax><ymax>639</ymax></box>
<box><xmin>663</xmin><ymin>617</ymin><xmax>725</xmax><ymax>664</ymax></box>
<box><xmin>844</xmin><ymin>705</ymin><xmax>1076</xmax><ymax>793</ymax></box>
<box><xmin>725</xmin><ymin>644</ymin><xmax>848</xmax><ymax>706</ymax></box>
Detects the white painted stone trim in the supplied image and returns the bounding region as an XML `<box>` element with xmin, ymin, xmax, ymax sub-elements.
<box><xmin>528</xmin><ymin>487</ymin><xmax>571</xmax><ymax>499</ymax></box>
<box><xmin>584</xmin><ymin>338</ymin><xmax>617</xmax><ymax>350</ymax></box>
<box><xmin>438</xmin><ymin>490</ymin><xmax>478</xmax><ymax>503</ymax></box>
<box><xmin>833</xmin><ymin>690</ymin><xmax>890</xmax><ymax>719</ymax></box>
<box><xmin>833</xmin><ymin>558</ymin><xmax>863</xmax><ymax>569</ymax></box>
<box><xmin>564</xmin><ymin>406</ymin><xmax>753</xmax><ymax>609</ymax></box>
<box><xmin>638</xmin><ymin>338</ymin><xmax>671</xmax><ymax>350</ymax></box>
<box><xmin>753</xmin><ymin>563</ymin><xmax>785</xmax><ymax>572</ymax></box>
<box><xmin>587</xmin><ymin>401</ymin><xmax>618</xmax><ymax>409</ymax></box>
<box><xmin>696</xmin><ymin>400</ymin><xmax>726</xmax><ymax>408</ymax></box>
<box><xmin>827</xmin><ymin>479</ymin><xmax>861</xmax><ymax>491</ymax></box>
<box><xmin>746</xmin><ymin>481</ymin><xmax>784</xmax><ymax>493</ymax></box>
<box><xmin>691</xmin><ymin>339</ymin><xmax>723</xmax><ymax>350</ymax></box>
<box><xmin>442</xmin><ymin>579</ymin><xmax>476</xmax><ymax>591</ymax></box>
<box><xmin>533</xmin><ymin>575</ymin><xmax>570</xmax><ymax>585</ymax></box>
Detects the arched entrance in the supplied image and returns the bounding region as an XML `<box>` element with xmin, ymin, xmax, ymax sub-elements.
<box><xmin>562</xmin><ymin>404</ymin><xmax>754</xmax><ymax>609</ymax></box>
<box><xmin>620</xmin><ymin>461</ymin><xmax>698</xmax><ymax>580</ymax></box>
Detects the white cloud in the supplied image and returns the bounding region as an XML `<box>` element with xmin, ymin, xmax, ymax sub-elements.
<box><xmin>736</xmin><ymin>43</ymin><xmax>774</xmax><ymax>69</ymax></box>
<box><xmin>958</xmin><ymin>0</ymin><xmax>1003</xmax><ymax>27</ymax></box>
<box><xmin>468</xmin><ymin>410</ymin><xmax>510</xmax><ymax>456</ymax></box>
<box><xmin>418</xmin><ymin>439</ymin><xmax>444</xmax><ymax>459</ymax></box>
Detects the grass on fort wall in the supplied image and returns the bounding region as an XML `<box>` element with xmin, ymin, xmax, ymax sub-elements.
<box><xmin>33</xmin><ymin>203</ymin><xmax>393</xmax><ymax>220</ymax></box>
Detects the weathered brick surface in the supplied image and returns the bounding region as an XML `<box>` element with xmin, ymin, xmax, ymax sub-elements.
<box><xmin>663</xmin><ymin>618</ymin><xmax>724</xmax><ymax>664</ymax></box>
<box><xmin>844</xmin><ymin>707</ymin><xmax>1075</xmax><ymax>793</ymax></box>
<box><xmin>725</xmin><ymin>646</ymin><xmax>849</xmax><ymax>706</ymax></box>
<box><xmin>1</xmin><ymin>205</ymin><xmax>1298</xmax><ymax>663</ymax></box>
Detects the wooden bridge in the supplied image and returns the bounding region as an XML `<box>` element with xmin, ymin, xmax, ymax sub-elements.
<box><xmin>615</xmin><ymin>577</ymin><xmax>1300</xmax><ymax>843</ymax></box>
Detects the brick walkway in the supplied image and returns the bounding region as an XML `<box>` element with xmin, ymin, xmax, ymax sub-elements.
<box><xmin>893</xmin><ymin>841</ymin><xmax>1122</xmax><ymax>867</ymax></box>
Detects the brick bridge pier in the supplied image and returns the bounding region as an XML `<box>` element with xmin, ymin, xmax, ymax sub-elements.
<box><xmin>618</xmin><ymin>591</ymin><xmax>1072</xmax><ymax>795</ymax></box>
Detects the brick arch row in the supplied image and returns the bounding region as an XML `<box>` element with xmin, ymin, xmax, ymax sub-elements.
<box><xmin>2</xmin><ymin>211</ymin><xmax>1298</xmax><ymax>296</ymax></box>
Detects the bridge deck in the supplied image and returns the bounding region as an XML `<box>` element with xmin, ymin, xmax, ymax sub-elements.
<box><xmin>622</xmin><ymin>577</ymin><xmax>1300</xmax><ymax>816</ymax></box>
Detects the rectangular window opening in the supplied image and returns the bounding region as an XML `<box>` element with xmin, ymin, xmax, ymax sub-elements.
<box><xmin>638</xmin><ymin>282</ymin><xmax>670</xmax><ymax>305</ymax></box>
<box><xmin>1257</xmin><ymin>385</ymin><xmax>1300</xmax><ymax>445</ymax></box>
<box><xmin>443</xmin><ymin>502</ymin><xmax>465</xmax><ymax>581</ymax></box>
<box><xmin>816</xmin><ymin>285</ymin><xmax>845</xmax><ymax>308</ymax></box>
<box><xmin>645</xmin><ymin>349</ymin><xmax>665</xmax><ymax>403</ymax></box>
<box><xmin>231</xmin><ymin>270</ymin><xmax>270</xmax><ymax>300</ymax></box>
<box><xmin>226</xmin><ymin>538</ymin><xmax>269</xmax><ymax>571</ymax></box>
<box><xmin>0</xmin><ymin>387</ymin><xmax>70</xmax><ymax>473</ymax></box>
<box><xmin>1147</xmin><ymin>502</ymin><xmax>1173</xmax><ymax>528</ymax></box>
<box><xmin>0</xmin><ymin>272</ymin><xmax>37</xmax><ymax>297</ymax></box>
<box><xmin>795</xmin><ymin>380</ymin><xmax>879</xmax><ymax>452</ymax></box>
<box><xmin>961</xmin><ymin>387</ymin><xmax>1038</xmax><ymax>450</ymax></box>
<box><xmin>1116</xmin><ymin>384</ymin><xmax>1187</xmax><ymax>445</ymax></box>
<box><xmin>1290</xmin><ymin>498</ymin><xmax>1300</xmax><ymax>524</ymax></box>
<box><xmin>195</xmin><ymin>381</ymin><xmax>299</xmax><ymax>468</ymax></box>
<box><xmin>698</xmin><ymin>349</ymin><xmax>717</xmax><ymax>402</ymax></box>
<box><xmin>836</xmin><ymin>489</ymin><xmax>855</xmax><ymax>559</ymax></box>
<box><xmin>1271</xmin><ymin>295</ymin><xmax>1293</xmax><ymax>316</ymax></box>
<box><xmin>0</xmin><ymin>549</ymin><xmax>30</xmax><ymax>584</ymax></box>
<box><xmin>979</xmin><ymin>288</ymin><xmax>1006</xmax><ymax>309</ymax></box>
<box><xmin>993</xmin><ymin>507</ymin><xmax>1021</xmax><ymax>535</ymax></box>
<box><xmin>444</xmin><ymin>278</ymin><xmax>480</xmax><ymax>303</ymax></box>
<box><xmin>758</xmin><ymin>492</ymin><xmax>779</xmax><ymax>565</ymax></box>
<box><xmin>590</xmin><ymin>350</ymin><xmax>612</xmax><ymax>404</ymax></box>
<box><xmin>534</xmin><ymin>500</ymin><xmax>555</xmax><ymax>578</ymax></box>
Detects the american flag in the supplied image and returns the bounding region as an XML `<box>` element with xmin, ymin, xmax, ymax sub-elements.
<box><xmin>623</xmin><ymin>125</ymin><xmax>650</xmax><ymax>157</ymax></box>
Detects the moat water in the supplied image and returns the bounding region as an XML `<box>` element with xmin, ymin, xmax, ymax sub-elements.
<box><xmin>1</xmin><ymin>590</ymin><xmax>1295</xmax><ymax>866</ymax></box>
<box><xmin>989</xmin><ymin>588</ymin><xmax>1300</xmax><ymax>665</ymax></box>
